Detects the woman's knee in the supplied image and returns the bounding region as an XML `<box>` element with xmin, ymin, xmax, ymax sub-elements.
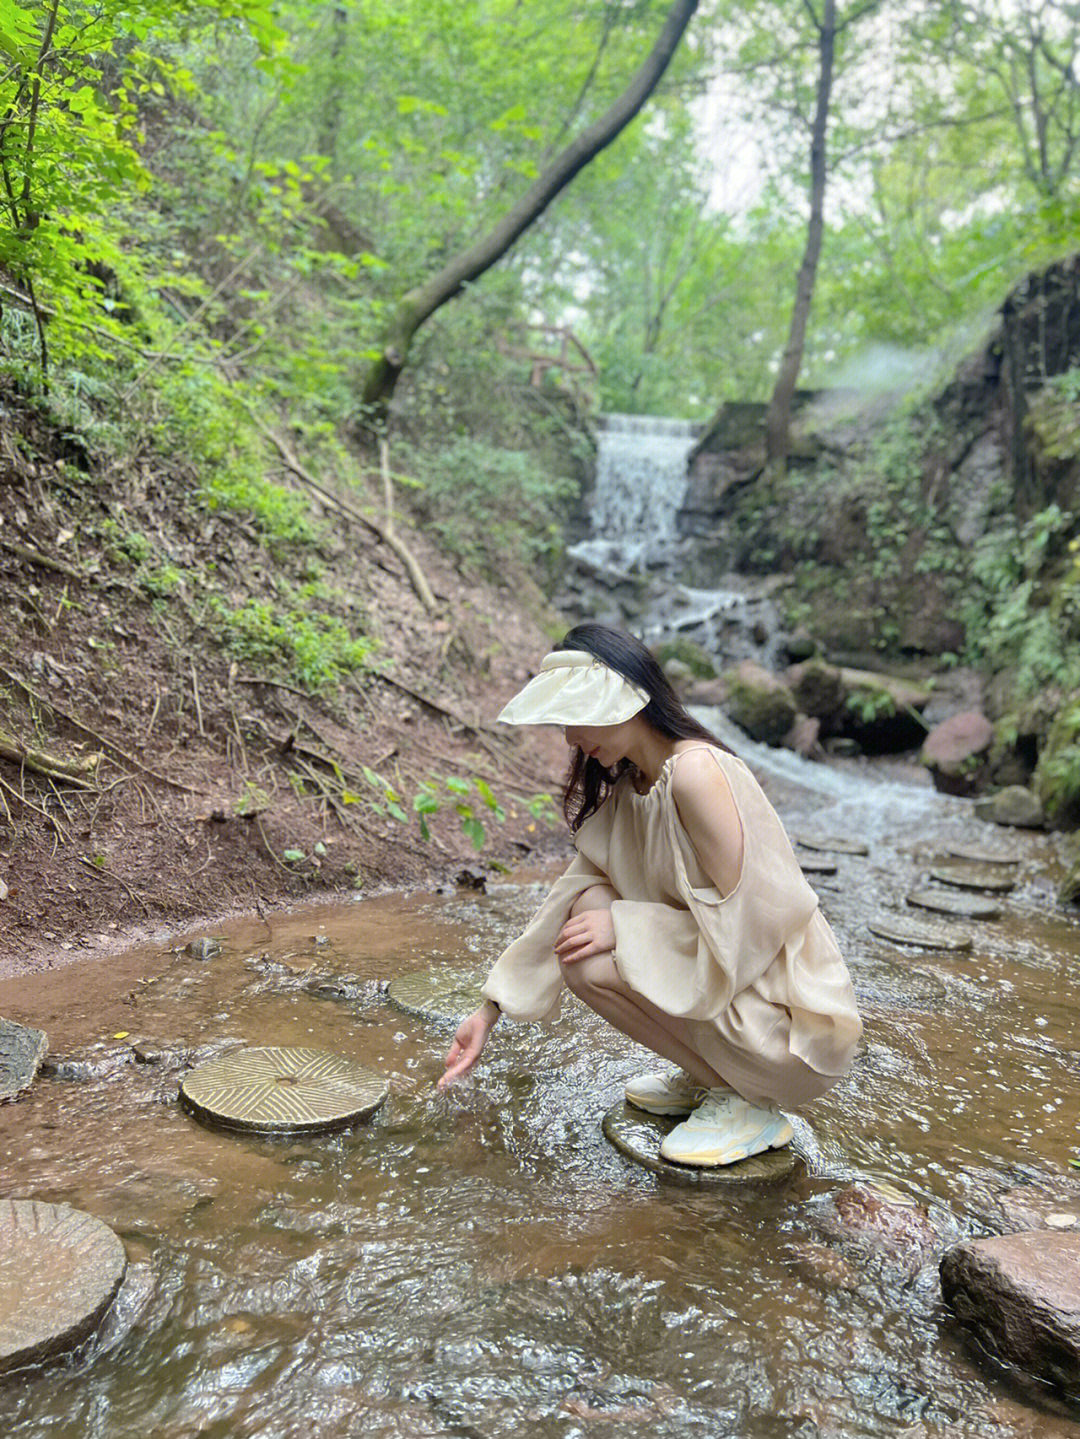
<box><xmin>569</xmin><ymin>883</ymin><xmax>618</xmax><ymax>918</ymax></box>
<box><xmin>560</xmin><ymin>951</ymin><xmax>620</xmax><ymax>997</ymax></box>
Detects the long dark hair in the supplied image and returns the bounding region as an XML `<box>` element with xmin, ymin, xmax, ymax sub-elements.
<box><xmin>556</xmin><ymin>622</ymin><xmax>728</xmax><ymax>832</ymax></box>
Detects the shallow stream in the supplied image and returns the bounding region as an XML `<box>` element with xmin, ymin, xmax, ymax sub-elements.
<box><xmin>1</xmin><ymin>731</ymin><xmax>1079</xmax><ymax>1438</ymax></box>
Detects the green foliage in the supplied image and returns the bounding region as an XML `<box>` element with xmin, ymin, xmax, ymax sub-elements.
<box><xmin>653</xmin><ymin>637</ymin><xmax>717</xmax><ymax>679</ymax></box>
<box><xmin>397</xmin><ymin>436</ymin><xmax>576</xmax><ymax>587</ymax></box>
<box><xmin>962</xmin><ymin>505</ymin><xmax>1080</xmax><ymax>698</ymax></box>
<box><xmin>1035</xmin><ymin>696</ymin><xmax>1080</xmax><ymax>826</ymax></box>
<box><xmin>206</xmin><ymin>594</ymin><xmax>376</xmax><ymax>690</ymax></box>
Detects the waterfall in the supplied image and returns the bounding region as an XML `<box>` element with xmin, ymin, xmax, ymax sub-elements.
<box><xmin>560</xmin><ymin>412</ymin><xmax>784</xmax><ymax>670</ymax></box>
<box><xmin>569</xmin><ymin>413</ymin><xmax>699</xmax><ymax>571</ymax></box>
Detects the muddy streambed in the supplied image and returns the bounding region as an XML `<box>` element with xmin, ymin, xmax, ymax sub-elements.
<box><xmin>1</xmin><ymin>734</ymin><xmax>1079</xmax><ymax>1438</ymax></box>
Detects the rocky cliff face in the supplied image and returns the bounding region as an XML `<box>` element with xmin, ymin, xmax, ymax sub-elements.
<box><xmin>679</xmin><ymin>256</ymin><xmax>1080</xmax><ymax>670</ymax></box>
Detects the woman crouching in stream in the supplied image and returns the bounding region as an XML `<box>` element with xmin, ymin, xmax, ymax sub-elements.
<box><xmin>438</xmin><ymin>623</ymin><xmax>862</xmax><ymax>1168</ymax></box>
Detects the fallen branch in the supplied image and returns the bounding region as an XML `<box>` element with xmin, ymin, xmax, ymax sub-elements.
<box><xmin>0</xmin><ymin>665</ymin><xmax>205</xmax><ymax>794</ymax></box>
<box><xmin>0</xmin><ymin>726</ymin><xmax>100</xmax><ymax>787</ymax></box>
<box><xmin>242</xmin><ymin>410</ymin><xmax>438</xmax><ymax>613</ymax></box>
<box><xmin>0</xmin><ymin>538</ymin><xmax>85</xmax><ymax>580</ymax></box>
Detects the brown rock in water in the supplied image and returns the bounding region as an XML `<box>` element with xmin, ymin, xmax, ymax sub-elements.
<box><xmin>920</xmin><ymin>711</ymin><xmax>994</xmax><ymax>795</ymax></box>
<box><xmin>809</xmin><ymin>1184</ymin><xmax>941</xmax><ymax>1278</ymax></box>
<box><xmin>783</xmin><ymin>713</ymin><xmax>823</xmax><ymax>759</ymax></box>
<box><xmin>940</xmin><ymin>1231</ymin><xmax>1080</xmax><ymax>1397</ymax></box>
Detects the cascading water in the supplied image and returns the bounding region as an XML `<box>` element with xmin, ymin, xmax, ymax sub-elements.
<box><xmin>561</xmin><ymin>412</ymin><xmax>784</xmax><ymax>669</ymax></box>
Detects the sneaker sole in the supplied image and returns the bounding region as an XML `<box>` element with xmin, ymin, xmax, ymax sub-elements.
<box><xmin>660</xmin><ymin>1124</ymin><xmax>794</xmax><ymax>1168</ymax></box>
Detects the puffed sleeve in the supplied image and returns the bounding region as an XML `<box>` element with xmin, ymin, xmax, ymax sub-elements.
<box><xmin>480</xmin><ymin>850</ymin><xmax>610</xmax><ymax>1022</ymax></box>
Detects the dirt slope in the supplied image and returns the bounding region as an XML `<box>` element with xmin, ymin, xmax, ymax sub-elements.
<box><xmin>0</xmin><ymin>385</ymin><xmax>571</xmax><ymax>979</ymax></box>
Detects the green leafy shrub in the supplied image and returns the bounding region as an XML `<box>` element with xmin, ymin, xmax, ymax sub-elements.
<box><xmin>396</xmin><ymin>436</ymin><xmax>576</xmax><ymax>588</ymax></box>
<box><xmin>207</xmin><ymin>596</ymin><xmax>375</xmax><ymax>690</ymax></box>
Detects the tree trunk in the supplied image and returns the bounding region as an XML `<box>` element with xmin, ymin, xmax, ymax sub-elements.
<box><xmin>764</xmin><ymin>0</ymin><xmax>836</xmax><ymax>473</ymax></box>
<box><xmin>358</xmin><ymin>0</ymin><xmax>700</xmax><ymax>429</ymax></box>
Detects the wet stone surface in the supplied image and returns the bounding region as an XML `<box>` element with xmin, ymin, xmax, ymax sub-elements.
<box><xmin>866</xmin><ymin>914</ymin><xmax>973</xmax><ymax>950</ymax></box>
<box><xmin>929</xmin><ymin>863</ymin><xmax>1017</xmax><ymax>893</ymax></box>
<box><xmin>945</xmin><ymin>842</ymin><xmax>1023</xmax><ymax>866</ymax></box>
<box><xmin>183</xmin><ymin>937</ymin><xmax>222</xmax><ymax>960</ymax></box>
<box><xmin>0</xmin><ymin>1017</ymin><xmax>48</xmax><ymax>1101</ymax></box>
<box><xmin>798</xmin><ymin>855</ymin><xmax>838</xmax><ymax>876</ymax></box>
<box><xmin>601</xmin><ymin>1101</ymin><xmax>801</xmax><ymax>1189</ymax></box>
<box><xmin>940</xmin><ymin>1230</ymin><xmax>1080</xmax><ymax>1400</ymax></box>
<box><xmin>387</xmin><ymin>966</ymin><xmax>486</xmax><ymax>1026</ymax></box>
<box><xmin>906</xmin><ymin>887</ymin><xmax>1002</xmax><ymax>920</ymax></box>
<box><xmin>180</xmin><ymin>1045</ymin><xmax>388</xmax><ymax>1135</ymax></box>
<box><xmin>795</xmin><ymin>834</ymin><xmax>870</xmax><ymax>856</ymax></box>
<box><xmin>0</xmin><ymin>1200</ymin><xmax>126</xmax><ymax>1374</ymax></box>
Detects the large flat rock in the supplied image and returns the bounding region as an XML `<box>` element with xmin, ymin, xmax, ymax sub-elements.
<box><xmin>601</xmin><ymin>1101</ymin><xmax>801</xmax><ymax>1190</ymax></box>
<box><xmin>940</xmin><ymin>1230</ymin><xmax>1080</xmax><ymax>1397</ymax></box>
<box><xmin>0</xmin><ymin>1200</ymin><xmax>126</xmax><ymax>1374</ymax></box>
<box><xmin>180</xmin><ymin>1046</ymin><xmax>387</xmax><ymax>1135</ymax></box>
<box><xmin>387</xmin><ymin>966</ymin><xmax>485</xmax><ymax>1026</ymax></box>
<box><xmin>0</xmin><ymin>1017</ymin><xmax>48</xmax><ymax>1102</ymax></box>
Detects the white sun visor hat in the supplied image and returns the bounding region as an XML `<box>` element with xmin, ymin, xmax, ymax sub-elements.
<box><xmin>496</xmin><ymin>650</ymin><xmax>650</xmax><ymax>726</ymax></box>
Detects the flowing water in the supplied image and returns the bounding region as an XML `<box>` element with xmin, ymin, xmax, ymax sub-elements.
<box><xmin>563</xmin><ymin>414</ymin><xmax>783</xmax><ymax>667</ymax></box>
<box><xmin>2</xmin><ymin>732</ymin><xmax>1079</xmax><ymax>1437</ymax></box>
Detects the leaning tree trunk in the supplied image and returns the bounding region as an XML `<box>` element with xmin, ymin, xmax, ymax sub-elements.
<box><xmin>358</xmin><ymin>0</ymin><xmax>700</xmax><ymax>430</ymax></box>
<box><xmin>764</xmin><ymin>0</ymin><xmax>836</xmax><ymax>474</ymax></box>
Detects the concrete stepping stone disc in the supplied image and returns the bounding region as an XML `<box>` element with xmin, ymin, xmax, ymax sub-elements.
<box><xmin>0</xmin><ymin>1200</ymin><xmax>126</xmax><ymax>1374</ymax></box>
<box><xmin>799</xmin><ymin>855</ymin><xmax>838</xmax><ymax>876</ymax></box>
<box><xmin>906</xmin><ymin>888</ymin><xmax>1001</xmax><ymax>921</ymax></box>
<box><xmin>180</xmin><ymin>1046</ymin><xmax>387</xmax><ymax>1135</ymax></box>
<box><xmin>601</xmin><ymin>1102</ymin><xmax>800</xmax><ymax>1189</ymax></box>
<box><xmin>929</xmin><ymin>864</ymin><xmax>1016</xmax><ymax>893</ymax></box>
<box><xmin>0</xmin><ymin>1017</ymin><xmax>48</xmax><ymax>1102</ymax></box>
<box><xmin>866</xmin><ymin>915</ymin><xmax>973</xmax><ymax>951</ymax></box>
<box><xmin>387</xmin><ymin>967</ymin><xmax>485</xmax><ymax>1025</ymax></box>
<box><xmin>945</xmin><ymin>842</ymin><xmax>1022</xmax><ymax>866</ymax></box>
<box><xmin>795</xmin><ymin>834</ymin><xmax>869</xmax><ymax>857</ymax></box>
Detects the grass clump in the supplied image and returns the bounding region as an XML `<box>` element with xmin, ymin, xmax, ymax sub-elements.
<box><xmin>207</xmin><ymin>595</ymin><xmax>376</xmax><ymax>691</ymax></box>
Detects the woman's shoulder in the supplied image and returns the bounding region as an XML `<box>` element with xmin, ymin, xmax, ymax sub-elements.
<box><xmin>668</xmin><ymin>745</ymin><xmax>740</xmax><ymax>815</ymax></box>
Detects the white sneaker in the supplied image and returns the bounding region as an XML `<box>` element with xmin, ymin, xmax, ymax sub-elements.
<box><xmin>624</xmin><ymin>1069</ymin><xmax>709</xmax><ymax>1116</ymax></box>
<box><xmin>659</xmin><ymin>1090</ymin><xmax>794</xmax><ymax>1167</ymax></box>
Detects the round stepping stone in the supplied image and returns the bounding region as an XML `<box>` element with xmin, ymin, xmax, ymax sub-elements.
<box><xmin>906</xmin><ymin>888</ymin><xmax>1001</xmax><ymax>921</ymax></box>
<box><xmin>853</xmin><ymin>961</ymin><xmax>948</xmax><ymax>1009</ymax></box>
<box><xmin>929</xmin><ymin>864</ymin><xmax>1016</xmax><ymax>893</ymax></box>
<box><xmin>866</xmin><ymin>915</ymin><xmax>973</xmax><ymax>951</ymax></box>
<box><xmin>795</xmin><ymin>834</ymin><xmax>869</xmax><ymax>857</ymax></box>
<box><xmin>945</xmin><ymin>842</ymin><xmax>1022</xmax><ymax>866</ymax></box>
<box><xmin>0</xmin><ymin>1017</ymin><xmax>48</xmax><ymax>1102</ymax></box>
<box><xmin>799</xmin><ymin>855</ymin><xmax>838</xmax><ymax>876</ymax></box>
<box><xmin>0</xmin><ymin>1200</ymin><xmax>126</xmax><ymax>1374</ymax></box>
<box><xmin>387</xmin><ymin>967</ymin><xmax>485</xmax><ymax>1025</ymax></box>
<box><xmin>180</xmin><ymin>1046</ymin><xmax>387</xmax><ymax>1135</ymax></box>
<box><xmin>601</xmin><ymin>1102</ymin><xmax>800</xmax><ymax>1189</ymax></box>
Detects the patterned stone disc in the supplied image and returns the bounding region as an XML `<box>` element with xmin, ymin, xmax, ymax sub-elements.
<box><xmin>799</xmin><ymin>855</ymin><xmax>838</xmax><ymax>876</ymax></box>
<box><xmin>0</xmin><ymin>1017</ymin><xmax>48</xmax><ymax>1102</ymax></box>
<box><xmin>906</xmin><ymin>888</ymin><xmax>1001</xmax><ymax>920</ymax></box>
<box><xmin>867</xmin><ymin>915</ymin><xmax>973</xmax><ymax>951</ymax></box>
<box><xmin>929</xmin><ymin>864</ymin><xmax>1016</xmax><ymax>893</ymax></box>
<box><xmin>795</xmin><ymin>834</ymin><xmax>870</xmax><ymax>857</ymax></box>
<box><xmin>0</xmin><ymin>1200</ymin><xmax>126</xmax><ymax>1374</ymax></box>
<box><xmin>945</xmin><ymin>842</ymin><xmax>1022</xmax><ymax>866</ymax></box>
<box><xmin>180</xmin><ymin>1046</ymin><xmax>387</xmax><ymax>1134</ymax></box>
<box><xmin>601</xmin><ymin>1102</ymin><xmax>801</xmax><ymax>1189</ymax></box>
<box><xmin>387</xmin><ymin>967</ymin><xmax>486</xmax><ymax>1026</ymax></box>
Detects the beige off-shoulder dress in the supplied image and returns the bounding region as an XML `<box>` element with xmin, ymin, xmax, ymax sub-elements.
<box><xmin>481</xmin><ymin>744</ymin><xmax>862</xmax><ymax>1107</ymax></box>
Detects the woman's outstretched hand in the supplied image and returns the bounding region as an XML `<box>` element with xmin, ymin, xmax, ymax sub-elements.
<box><xmin>438</xmin><ymin>1001</ymin><xmax>500</xmax><ymax>1089</ymax></box>
<box><xmin>554</xmin><ymin>909</ymin><xmax>615</xmax><ymax>963</ymax></box>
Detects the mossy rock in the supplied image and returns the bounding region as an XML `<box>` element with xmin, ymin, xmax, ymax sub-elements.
<box><xmin>653</xmin><ymin>637</ymin><xmax>717</xmax><ymax>680</ymax></box>
<box><xmin>1033</xmin><ymin>694</ymin><xmax>1080</xmax><ymax>828</ymax></box>
<box><xmin>724</xmin><ymin>662</ymin><xmax>797</xmax><ymax>745</ymax></box>
<box><xmin>1058</xmin><ymin>831</ymin><xmax>1080</xmax><ymax>906</ymax></box>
